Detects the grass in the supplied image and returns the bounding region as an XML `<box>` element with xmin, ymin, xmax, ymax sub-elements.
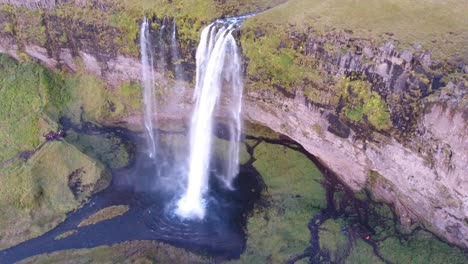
<box><xmin>19</xmin><ymin>240</ymin><xmax>207</xmax><ymax>264</ymax></box>
<box><xmin>0</xmin><ymin>0</ymin><xmax>286</xmax><ymax>60</ymax></box>
<box><xmin>78</xmin><ymin>205</ymin><xmax>129</xmax><ymax>227</ymax></box>
<box><xmin>230</xmin><ymin>142</ymin><xmax>326</xmax><ymax>263</ymax></box>
<box><xmin>0</xmin><ymin>141</ymin><xmax>109</xmax><ymax>250</ymax></box>
<box><xmin>345</xmin><ymin>239</ymin><xmax>384</xmax><ymax>264</ymax></box>
<box><xmin>319</xmin><ymin>218</ymin><xmax>350</xmax><ymax>262</ymax></box>
<box><xmin>378</xmin><ymin>230</ymin><xmax>468</xmax><ymax>264</ymax></box>
<box><xmin>240</xmin><ymin>24</ymin><xmax>313</xmax><ymax>92</ymax></box>
<box><xmin>0</xmin><ymin>55</ymin><xmax>61</xmax><ymax>161</ymax></box>
<box><xmin>247</xmin><ymin>0</ymin><xmax>468</xmax><ymax>62</ymax></box>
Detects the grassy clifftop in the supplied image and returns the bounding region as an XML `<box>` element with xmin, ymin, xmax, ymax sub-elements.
<box><xmin>249</xmin><ymin>0</ymin><xmax>468</xmax><ymax>62</ymax></box>
<box><xmin>240</xmin><ymin>0</ymin><xmax>467</xmax><ymax>136</ymax></box>
<box><xmin>0</xmin><ymin>0</ymin><xmax>285</xmax><ymax>58</ymax></box>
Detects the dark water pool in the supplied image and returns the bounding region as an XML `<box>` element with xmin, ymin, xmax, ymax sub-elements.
<box><xmin>0</xmin><ymin>124</ymin><xmax>262</xmax><ymax>264</ymax></box>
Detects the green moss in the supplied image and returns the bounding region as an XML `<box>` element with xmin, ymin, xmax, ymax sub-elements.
<box><xmin>378</xmin><ymin>230</ymin><xmax>468</xmax><ymax>264</ymax></box>
<box><xmin>345</xmin><ymin>240</ymin><xmax>384</xmax><ymax>264</ymax></box>
<box><xmin>0</xmin><ymin>55</ymin><xmax>66</xmax><ymax>161</ymax></box>
<box><xmin>319</xmin><ymin>218</ymin><xmax>350</xmax><ymax>262</ymax></box>
<box><xmin>243</xmin><ymin>121</ymin><xmax>281</xmax><ymax>139</ymax></box>
<box><xmin>0</xmin><ymin>141</ymin><xmax>109</xmax><ymax>250</ymax></box>
<box><xmin>338</xmin><ymin>78</ymin><xmax>392</xmax><ymax>131</ymax></box>
<box><xmin>14</xmin><ymin>8</ymin><xmax>47</xmax><ymax>46</ymax></box>
<box><xmin>231</xmin><ymin>142</ymin><xmax>326</xmax><ymax>263</ymax></box>
<box><xmin>240</xmin><ymin>24</ymin><xmax>312</xmax><ymax>92</ymax></box>
<box><xmin>118</xmin><ymin>81</ymin><xmax>143</xmax><ymax>112</ymax></box>
<box><xmin>54</xmin><ymin>68</ymin><xmax>118</xmax><ymax>124</ymax></box>
<box><xmin>345</xmin><ymin>105</ymin><xmax>364</xmax><ymax>122</ymax></box>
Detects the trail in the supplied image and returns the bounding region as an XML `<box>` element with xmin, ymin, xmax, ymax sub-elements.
<box><xmin>0</xmin><ymin>141</ymin><xmax>48</xmax><ymax>169</ymax></box>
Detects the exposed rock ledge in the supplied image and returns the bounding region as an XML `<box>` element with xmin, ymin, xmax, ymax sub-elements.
<box><xmin>0</xmin><ymin>39</ymin><xmax>466</xmax><ymax>249</ymax></box>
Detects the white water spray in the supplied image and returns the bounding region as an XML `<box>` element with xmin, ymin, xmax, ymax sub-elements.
<box><xmin>176</xmin><ymin>22</ymin><xmax>244</xmax><ymax>219</ymax></box>
<box><xmin>140</xmin><ymin>17</ymin><xmax>158</xmax><ymax>159</ymax></box>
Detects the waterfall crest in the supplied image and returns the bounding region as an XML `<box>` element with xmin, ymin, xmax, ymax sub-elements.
<box><xmin>140</xmin><ymin>17</ymin><xmax>158</xmax><ymax>159</ymax></box>
<box><xmin>176</xmin><ymin>22</ymin><xmax>244</xmax><ymax>219</ymax></box>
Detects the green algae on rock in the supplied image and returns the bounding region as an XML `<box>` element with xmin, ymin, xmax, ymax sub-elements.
<box><xmin>0</xmin><ymin>141</ymin><xmax>110</xmax><ymax>250</ymax></box>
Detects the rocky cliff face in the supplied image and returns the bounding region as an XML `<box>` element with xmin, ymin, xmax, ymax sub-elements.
<box><xmin>0</xmin><ymin>0</ymin><xmax>466</xmax><ymax>249</ymax></box>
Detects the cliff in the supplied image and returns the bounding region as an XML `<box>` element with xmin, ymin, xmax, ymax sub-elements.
<box><xmin>0</xmin><ymin>0</ymin><xmax>466</xmax><ymax>249</ymax></box>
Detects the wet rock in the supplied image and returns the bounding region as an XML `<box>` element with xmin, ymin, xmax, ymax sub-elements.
<box><xmin>326</xmin><ymin>114</ymin><xmax>350</xmax><ymax>139</ymax></box>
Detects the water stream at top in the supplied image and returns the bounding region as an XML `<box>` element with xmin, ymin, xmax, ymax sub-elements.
<box><xmin>176</xmin><ymin>19</ymin><xmax>245</xmax><ymax>219</ymax></box>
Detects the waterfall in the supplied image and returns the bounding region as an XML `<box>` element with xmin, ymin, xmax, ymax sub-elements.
<box><xmin>176</xmin><ymin>22</ymin><xmax>244</xmax><ymax>219</ymax></box>
<box><xmin>159</xmin><ymin>18</ymin><xmax>167</xmax><ymax>71</ymax></box>
<box><xmin>171</xmin><ymin>18</ymin><xmax>184</xmax><ymax>81</ymax></box>
<box><xmin>140</xmin><ymin>17</ymin><xmax>158</xmax><ymax>159</ymax></box>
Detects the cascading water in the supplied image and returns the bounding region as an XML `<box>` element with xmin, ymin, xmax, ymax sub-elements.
<box><xmin>140</xmin><ymin>17</ymin><xmax>158</xmax><ymax>159</ymax></box>
<box><xmin>159</xmin><ymin>18</ymin><xmax>167</xmax><ymax>71</ymax></box>
<box><xmin>171</xmin><ymin>18</ymin><xmax>184</xmax><ymax>81</ymax></box>
<box><xmin>176</xmin><ymin>20</ymin><xmax>244</xmax><ymax>219</ymax></box>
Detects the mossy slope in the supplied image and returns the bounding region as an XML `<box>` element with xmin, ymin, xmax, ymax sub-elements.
<box><xmin>0</xmin><ymin>141</ymin><xmax>109</xmax><ymax>250</ymax></box>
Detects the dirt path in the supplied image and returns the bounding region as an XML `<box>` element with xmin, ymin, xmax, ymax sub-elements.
<box><xmin>0</xmin><ymin>141</ymin><xmax>48</xmax><ymax>169</ymax></box>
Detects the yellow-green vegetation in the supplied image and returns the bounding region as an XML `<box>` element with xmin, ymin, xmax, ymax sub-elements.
<box><xmin>338</xmin><ymin>78</ymin><xmax>392</xmax><ymax>131</ymax></box>
<box><xmin>48</xmin><ymin>61</ymin><xmax>139</xmax><ymax>124</ymax></box>
<box><xmin>78</xmin><ymin>205</ymin><xmax>129</xmax><ymax>227</ymax></box>
<box><xmin>231</xmin><ymin>142</ymin><xmax>326</xmax><ymax>263</ymax></box>
<box><xmin>240</xmin><ymin>21</ymin><xmax>316</xmax><ymax>93</ymax></box>
<box><xmin>246</xmin><ymin>0</ymin><xmax>468</xmax><ymax>62</ymax></box>
<box><xmin>0</xmin><ymin>141</ymin><xmax>109</xmax><ymax>250</ymax></box>
<box><xmin>18</xmin><ymin>240</ymin><xmax>207</xmax><ymax>264</ymax></box>
<box><xmin>0</xmin><ymin>52</ymin><xmax>137</xmax><ymax>162</ymax></box>
<box><xmin>319</xmin><ymin>218</ymin><xmax>350</xmax><ymax>262</ymax></box>
<box><xmin>0</xmin><ymin>54</ymin><xmax>65</xmax><ymax>161</ymax></box>
<box><xmin>55</xmin><ymin>70</ymin><xmax>110</xmax><ymax>123</ymax></box>
<box><xmin>54</xmin><ymin>230</ymin><xmax>77</xmax><ymax>240</ymax></box>
<box><xmin>0</xmin><ymin>0</ymin><xmax>286</xmax><ymax>60</ymax></box>
<box><xmin>378</xmin><ymin>230</ymin><xmax>468</xmax><ymax>264</ymax></box>
<box><xmin>117</xmin><ymin>81</ymin><xmax>143</xmax><ymax>113</ymax></box>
